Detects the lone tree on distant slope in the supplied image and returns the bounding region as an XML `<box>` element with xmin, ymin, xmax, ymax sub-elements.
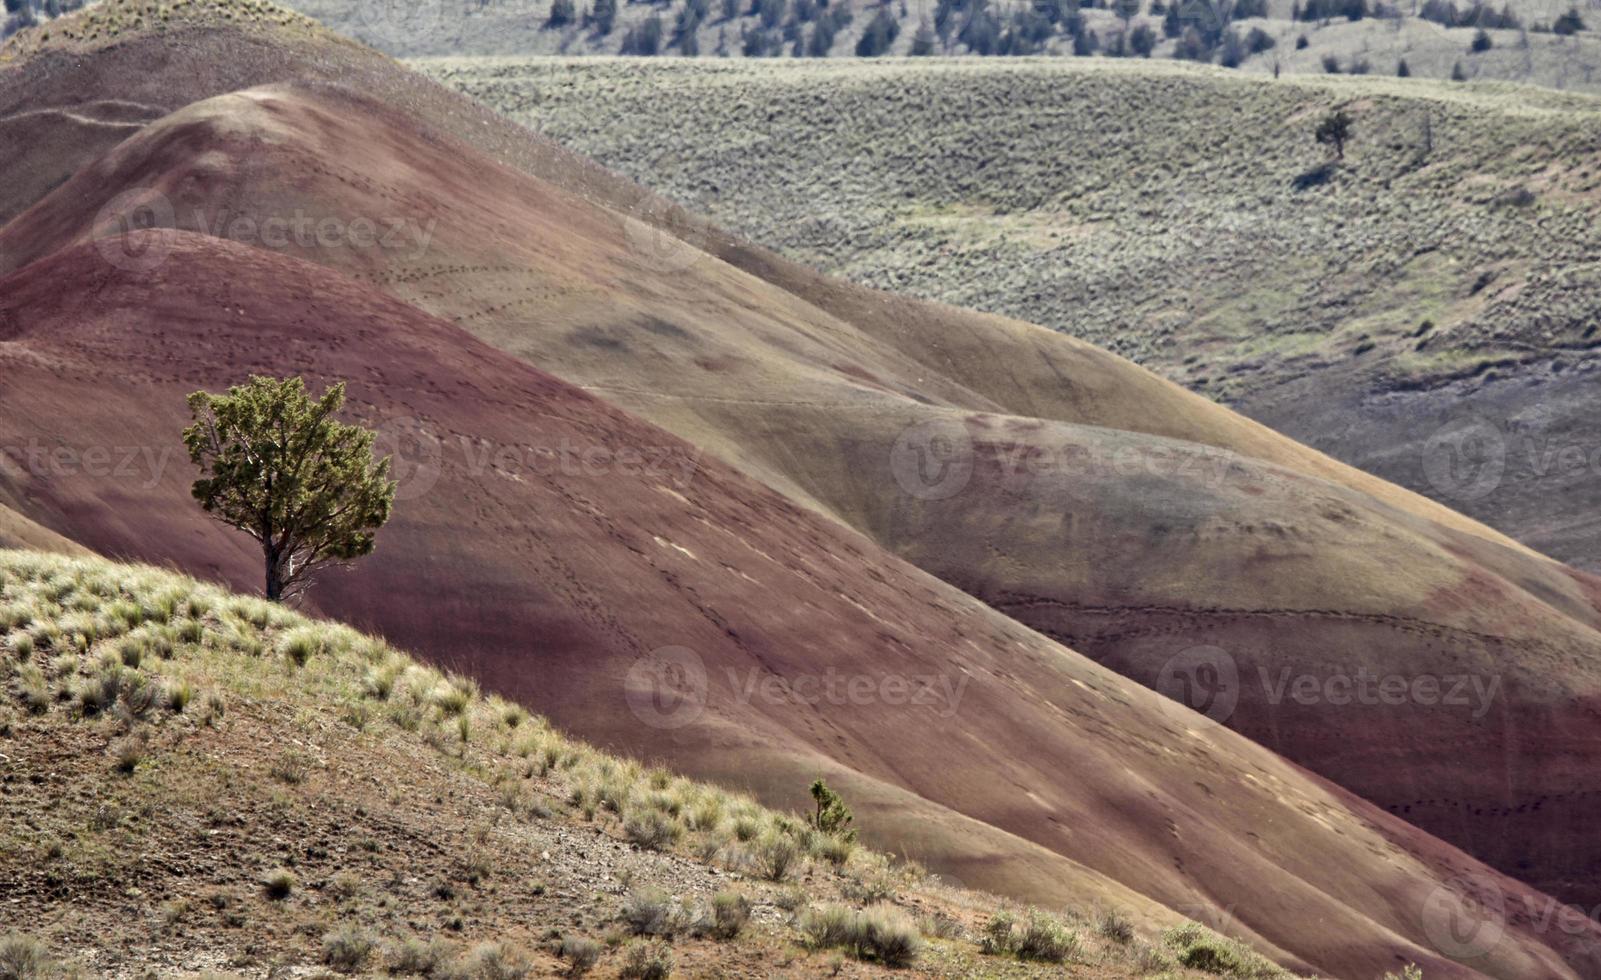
<box><xmin>184</xmin><ymin>376</ymin><xmax>396</xmax><ymax>603</ymax></box>
<box><xmin>1315</xmin><ymin>108</ymin><xmax>1353</xmax><ymax>159</ymax></box>
<box><xmin>809</xmin><ymin>779</ymin><xmax>857</xmax><ymax>842</ymax></box>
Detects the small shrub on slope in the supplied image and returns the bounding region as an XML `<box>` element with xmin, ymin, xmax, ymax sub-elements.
<box><xmin>800</xmin><ymin>904</ymin><xmax>921</xmax><ymax>967</ymax></box>
<box><xmin>0</xmin><ymin>933</ymin><xmax>56</xmax><ymax>979</ymax></box>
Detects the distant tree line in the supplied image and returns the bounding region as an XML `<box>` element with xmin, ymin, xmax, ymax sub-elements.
<box><xmin>538</xmin><ymin>0</ymin><xmax>1589</xmax><ymax>64</ymax></box>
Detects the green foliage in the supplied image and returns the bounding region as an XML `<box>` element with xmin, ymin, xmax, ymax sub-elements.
<box><xmin>621</xmin><ymin>13</ymin><xmax>664</xmax><ymax>53</ymax></box>
<box><xmin>980</xmin><ymin>908</ymin><xmax>1078</xmax><ymax>962</ymax></box>
<box><xmin>855</xmin><ymin>7</ymin><xmax>898</xmax><ymax>55</ymax></box>
<box><xmin>322</xmin><ymin>925</ymin><xmax>375</xmax><ymax>973</ymax></box>
<box><xmin>1016</xmin><ymin>910</ymin><xmax>1078</xmax><ymax>962</ymax></box>
<box><xmin>1130</xmin><ymin>22</ymin><xmax>1156</xmax><ymax>55</ymax></box>
<box><xmin>1553</xmin><ymin>6</ymin><xmax>1585</xmax><ymax>33</ymax></box>
<box><xmin>263</xmin><ymin>867</ymin><xmax>296</xmax><ymax>899</ymax></box>
<box><xmin>184</xmin><ymin>376</ymin><xmax>395</xmax><ymax>602</ymax></box>
<box><xmin>1179</xmin><ymin>940</ymin><xmax>1247</xmax><ymax>973</ymax></box>
<box><xmin>548</xmin><ymin>0</ymin><xmax>576</xmax><ymax>27</ymax></box>
<box><xmin>0</xmin><ymin>933</ymin><xmax>55</xmax><ymax>979</ymax></box>
<box><xmin>618</xmin><ymin>941</ymin><xmax>673</xmax><ymax>980</ymax></box>
<box><xmin>1314</xmin><ymin>108</ymin><xmax>1352</xmax><ymax>158</ymax></box>
<box><xmin>980</xmin><ymin>911</ymin><xmax>1017</xmax><ymax>955</ymax></box>
<box><xmin>1161</xmin><ymin>922</ymin><xmax>1291</xmax><ymax>978</ymax></box>
<box><xmin>624</xmin><ymin>887</ymin><xmax>685</xmax><ymax>936</ymax></box>
<box><xmin>624</xmin><ymin>808</ymin><xmax>684</xmax><ymax>851</ymax></box>
<box><xmin>799</xmin><ymin>904</ymin><xmax>921</xmax><ymax>967</ymax></box>
<box><xmin>808</xmin><ymin>778</ymin><xmax>855</xmax><ymax>842</ymax></box>
<box><xmin>708</xmin><ymin>892</ymin><xmax>751</xmax><ymax>940</ymax></box>
<box><xmin>557</xmin><ymin>936</ymin><xmax>602</xmax><ymax>976</ymax></box>
<box><xmin>753</xmin><ymin>831</ymin><xmax>799</xmax><ymax>880</ymax></box>
<box><xmin>1098</xmin><ymin>907</ymin><xmax>1135</xmax><ymax>943</ymax></box>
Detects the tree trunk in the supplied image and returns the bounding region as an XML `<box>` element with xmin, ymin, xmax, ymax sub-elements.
<box><xmin>265</xmin><ymin>548</ymin><xmax>283</xmax><ymax>603</ymax></box>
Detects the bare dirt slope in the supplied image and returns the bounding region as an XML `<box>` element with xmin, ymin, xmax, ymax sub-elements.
<box><xmin>0</xmin><ymin>504</ymin><xmax>88</xmax><ymax>555</ymax></box>
<box><xmin>421</xmin><ymin>56</ymin><xmax>1601</xmax><ymax>576</ymax></box>
<box><xmin>3</xmin><ymin>230</ymin><xmax>1595</xmax><ymax>978</ymax></box>
<box><xmin>2</xmin><ymin>548</ymin><xmax>1202</xmax><ymax>979</ymax></box>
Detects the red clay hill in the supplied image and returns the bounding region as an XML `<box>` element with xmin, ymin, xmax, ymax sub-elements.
<box><xmin>5</xmin><ymin>228</ymin><xmax>1599</xmax><ymax>980</ymax></box>
<box><xmin>7</xmin><ymin>70</ymin><xmax>1601</xmax><ymax>920</ymax></box>
<box><xmin>4</xmin><ymin>3</ymin><xmax>1601</xmax><ymax>976</ymax></box>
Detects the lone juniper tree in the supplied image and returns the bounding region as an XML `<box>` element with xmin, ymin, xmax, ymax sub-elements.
<box><xmin>184</xmin><ymin>376</ymin><xmax>396</xmax><ymax>603</ymax></box>
<box><xmin>1315</xmin><ymin>108</ymin><xmax>1353</xmax><ymax>159</ymax></box>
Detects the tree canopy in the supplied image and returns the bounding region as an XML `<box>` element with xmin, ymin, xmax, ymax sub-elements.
<box><xmin>184</xmin><ymin>376</ymin><xmax>396</xmax><ymax>603</ymax></box>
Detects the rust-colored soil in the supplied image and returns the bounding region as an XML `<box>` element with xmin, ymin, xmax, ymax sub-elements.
<box><xmin>3</xmin><ymin>3</ymin><xmax>1601</xmax><ymax>977</ymax></box>
<box><xmin>0</xmin><ymin>232</ymin><xmax>1593</xmax><ymax>978</ymax></box>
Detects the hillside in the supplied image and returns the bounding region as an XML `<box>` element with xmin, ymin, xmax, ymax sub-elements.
<box><xmin>421</xmin><ymin>56</ymin><xmax>1601</xmax><ymax>574</ymax></box>
<box><xmin>4</xmin><ymin>3</ymin><xmax>1601</xmax><ymax>976</ymax></box>
<box><xmin>7</xmin><ymin>223</ymin><xmax>1581</xmax><ymax>978</ymax></box>
<box><xmin>7</xmin><ymin>57</ymin><xmax>1600</xmax><ymax>922</ymax></box>
<box><xmin>2</xmin><ymin>548</ymin><xmax>1244</xmax><ymax>978</ymax></box>
<box><xmin>266</xmin><ymin>0</ymin><xmax>1601</xmax><ymax>93</ymax></box>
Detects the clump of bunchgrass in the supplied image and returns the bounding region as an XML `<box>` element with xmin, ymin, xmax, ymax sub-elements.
<box><xmin>1162</xmin><ymin>922</ymin><xmax>1290</xmax><ymax>977</ymax></box>
<box><xmin>799</xmin><ymin>904</ymin><xmax>920</xmax><ymax>967</ymax></box>
<box><xmin>1098</xmin><ymin>907</ymin><xmax>1135</xmax><ymax>944</ymax></box>
<box><xmin>841</xmin><ymin>851</ymin><xmax>898</xmax><ymax>904</ymax></box>
<box><xmin>752</xmin><ymin>832</ymin><xmax>799</xmax><ymax>882</ymax></box>
<box><xmin>980</xmin><ymin>907</ymin><xmax>1078</xmax><ymax>963</ymax></box>
<box><xmin>705</xmin><ymin>892</ymin><xmax>750</xmax><ymax>940</ymax></box>
<box><xmin>623</xmin><ymin>887</ymin><xmax>686</xmax><ymax>937</ymax></box>
<box><xmin>451</xmin><ymin>941</ymin><xmax>532</xmax><ymax>979</ymax></box>
<box><xmin>618</xmin><ymin>941</ymin><xmax>673</xmax><ymax>980</ymax></box>
<box><xmin>623</xmin><ymin>807</ymin><xmax>683</xmax><ymax>852</ymax></box>
<box><xmin>109</xmin><ymin>733</ymin><xmax>146</xmax><ymax>774</ymax></box>
<box><xmin>277</xmin><ymin>625</ymin><xmax>324</xmax><ymax>667</ymax></box>
<box><xmin>0</xmin><ymin>932</ymin><xmax>56</xmax><ymax>979</ymax></box>
<box><xmin>387</xmin><ymin>936</ymin><xmax>450</xmax><ymax>976</ymax></box>
<box><xmin>1016</xmin><ymin>909</ymin><xmax>1078</xmax><ymax>963</ymax></box>
<box><xmin>263</xmin><ymin>867</ymin><xmax>296</xmax><ymax>900</ymax></box>
<box><xmin>556</xmin><ymin>935</ymin><xmax>601</xmax><ymax>976</ymax></box>
<box><xmin>322</xmin><ymin>925</ymin><xmax>375</xmax><ymax>973</ymax></box>
<box><xmin>167</xmin><ymin>680</ymin><xmax>194</xmax><ymax>713</ymax></box>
